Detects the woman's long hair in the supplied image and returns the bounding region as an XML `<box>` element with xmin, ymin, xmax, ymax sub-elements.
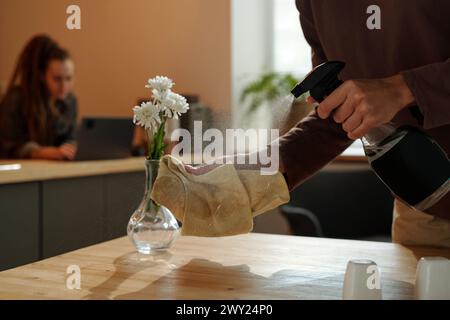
<box><xmin>5</xmin><ymin>35</ymin><xmax>70</xmax><ymax>144</ymax></box>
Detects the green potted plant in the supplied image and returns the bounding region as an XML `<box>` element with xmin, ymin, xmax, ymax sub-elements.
<box><xmin>240</xmin><ymin>72</ymin><xmax>312</xmax><ymax>134</ymax></box>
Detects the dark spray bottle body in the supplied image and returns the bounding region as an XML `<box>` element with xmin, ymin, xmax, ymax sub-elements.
<box><xmin>362</xmin><ymin>124</ymin><xmax>450</xmax><ymax>211</ymax></box>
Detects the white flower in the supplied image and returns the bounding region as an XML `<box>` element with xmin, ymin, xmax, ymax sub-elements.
<box><xmin>132</xmin><ymin>101</ymin><xmax>161</xmax><ymax>132</ymax></box>
<box><xmin>160</xmin><ymin>93</ymin><xmax>176</xmax><ymax>109</ymax></box>
<box><xmin>145</xmin><ymin>76</ymin><xmax>173</xmax><ymax>92</ymax></box>
<box><xmin>162</xmin><ymin>91</ymin><xmax>189</xmax><ymax>119</ymax></box>
<box><xmin>151</xmin><ymin>88</ymin><xmax>166</xmax><ymax>102</ymax></box>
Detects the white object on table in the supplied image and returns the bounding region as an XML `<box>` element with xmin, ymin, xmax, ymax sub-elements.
<box><xmin>343</xmin><ymin>259</ymin><xmax>382</xmax><ymax>300</ymax></box>
<box><xmin>415</xmin><ymin>257</ymin><xmax>450</xmax><ymax>300</ymax></box>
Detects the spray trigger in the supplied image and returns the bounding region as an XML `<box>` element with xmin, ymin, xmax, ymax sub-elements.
<box><xmin>291</xmin><ymin>61</ymin><xmax>345</xmax><ymax>103</ymax></box>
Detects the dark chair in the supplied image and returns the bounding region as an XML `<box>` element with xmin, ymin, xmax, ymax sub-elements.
<box><xmin>281</xmin><ymin>205</ymin><xmax>324</xmax><ymax>237</ymax></box>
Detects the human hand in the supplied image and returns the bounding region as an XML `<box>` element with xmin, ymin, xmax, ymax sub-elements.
<box><xmin>315</xmin><ymin>74</ymin><xmax>414</xmax><ymax>140</ymax></box>
<box><xmin>31</xmin><ymin>144</ymin><xmax>77</xmax><ymax>161</ymax></box>
<box><xmin>58</xmin><ymin>143</ymin><xmax>77</xmax><ymax>160</ymax></box>
<box><xmin>31</xmin><ymin>147</ymin><xmax>65</xmax><ymax>160</ymax></box>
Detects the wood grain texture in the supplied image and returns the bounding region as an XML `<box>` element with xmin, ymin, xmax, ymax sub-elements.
<box><xmin>0</xmin><ymin>233</ymin><xmax>448</xmax><ymax>300</ymax></box>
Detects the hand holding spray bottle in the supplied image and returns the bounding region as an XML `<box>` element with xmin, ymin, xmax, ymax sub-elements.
<box><xmin>290</xmin><ymin>61</ymin><xmax>450</xmax><ymax>212</ymax></box>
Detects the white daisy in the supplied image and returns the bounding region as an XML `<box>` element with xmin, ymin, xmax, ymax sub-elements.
<box><xmin>162</xmin><ymin>91</ymin><xmax>189</xmax><ymax>119</ymax></box>
<box><xmin>151</xmin><ymin>88</ymin><xmax>166</xmax><ymax>102</ymax></box>
<box><xmin>145</xmin><ymin>76</ymin><xmax>174</xmax><ymax>92</ymax></box>
<box><xmin>132</xmin><ymin>101</ymin><xmax>161</xmax><ymax>133</ymax></box>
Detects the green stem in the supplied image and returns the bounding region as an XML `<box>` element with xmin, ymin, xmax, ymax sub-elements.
<box><xmin>149</xmin><ymin>130</ymin><xmax>154</xmax><ymax>160</ymax></box>
<box><xmin>147</xmin><ymin>117</ymin><xmax>166</xmax><ymax>160</ymax></box>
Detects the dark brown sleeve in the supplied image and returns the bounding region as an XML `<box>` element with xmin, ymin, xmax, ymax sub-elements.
<box><xmin>278</xmin><ymin>111</ymin><xmax>353</xmax><ymax>191</ymax></box>
<box><xmin>401</xmin><ymin>58</ymin><xmax>450</xmax><ymax>129</ymax></box>
<box><xmin>296</xmin><ymin>0</ymin><xmax>326</xmax><ymax>67</ymax></box>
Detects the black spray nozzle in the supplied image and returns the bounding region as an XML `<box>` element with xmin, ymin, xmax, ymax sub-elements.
<box><xmin>291</xmin><ymin>61</ymin><xmax>345</xmax><ymax>102</ymax></box>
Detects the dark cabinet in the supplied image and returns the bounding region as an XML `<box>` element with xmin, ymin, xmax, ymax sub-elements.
<box><xmin>0</xmin><ymin>169</ymin><xmax>144</xmax><ymax>270</ymax></box>
<box><xmin>0</xmin><ymin>183</ymin><xmax>40</xmax><ymax>271</ymax></box>
<box><xmin>42</xmin><ymin>176</ymin><xmax>104</xmax><ymax>258</ymax></box>
<box><xmin>104</xmin><ymin>172</ymin><xmax>144</xmax><ymax>240</ymax></box>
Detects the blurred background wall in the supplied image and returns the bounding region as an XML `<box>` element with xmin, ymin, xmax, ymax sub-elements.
<box><xmin>0</xmin><ymin>0</ymin><xmax>231</xmax><ymax>118</ymax></box>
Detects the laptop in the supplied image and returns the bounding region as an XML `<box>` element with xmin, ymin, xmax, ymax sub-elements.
<box><xmin>74</xmin><ymin>117</ymin><xmax>134</xmax><ymax>161</ymax></box>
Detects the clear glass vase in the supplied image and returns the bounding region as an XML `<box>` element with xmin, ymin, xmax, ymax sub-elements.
<box><xmin>127</xmin><ymin>159</ymin><xmax>180</xmax><ymax>254</ymax></box>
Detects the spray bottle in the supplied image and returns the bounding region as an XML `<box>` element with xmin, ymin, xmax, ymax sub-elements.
<box><xmin>290</xmin><ymin>61</ymin><xmax>450</xmax><ymax>212</ymax></box>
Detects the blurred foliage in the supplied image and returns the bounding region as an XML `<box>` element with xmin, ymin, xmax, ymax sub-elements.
<box><xmin>240</xmin><ymin>72</ymin><xmax>301</xmax><ymax>114</ymax></box>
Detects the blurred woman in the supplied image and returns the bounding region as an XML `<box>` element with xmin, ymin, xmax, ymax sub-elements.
<box><xmin>0</xmin><ymin>35</ymin><xmax>77</xmax><ymax>160</ymax></box>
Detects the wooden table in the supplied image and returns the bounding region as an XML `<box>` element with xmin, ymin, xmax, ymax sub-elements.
<box><xmin>0</xmin><ymin>233</ymin><xmax>448</xmax><ymax>300</ymax></box>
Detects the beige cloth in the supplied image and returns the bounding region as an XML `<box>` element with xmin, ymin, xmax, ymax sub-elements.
<box><xmin>392</xmin><ymin>199</ymin><xmax>450</xmax><ymax>248</ymax></box>
<box><xmin>151</xmin><ymin>155</ymin><xmax>290</xmax><ymax>237</ymax></box>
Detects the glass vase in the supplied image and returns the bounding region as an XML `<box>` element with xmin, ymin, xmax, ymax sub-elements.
<box><xmin>127</xmin><ymin>159</ymin><xmax>180</xmax><ymax>254</ymax></box>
